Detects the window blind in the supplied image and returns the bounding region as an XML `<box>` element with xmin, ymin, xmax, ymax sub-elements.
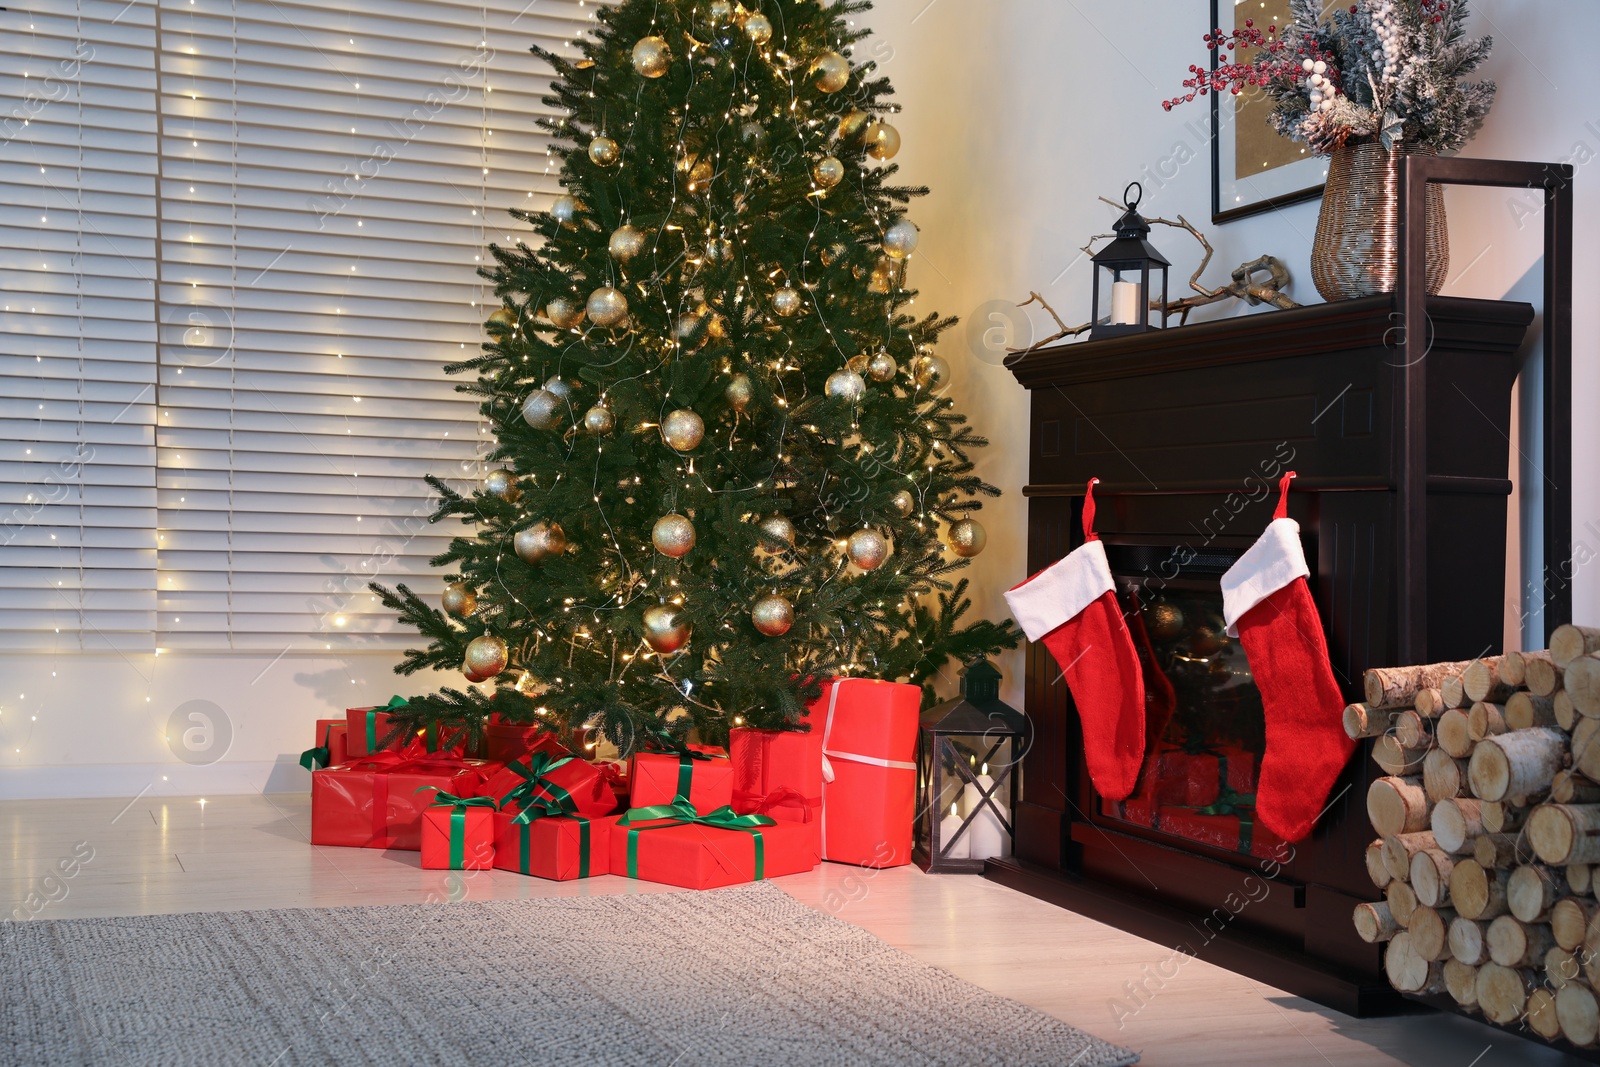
<box><xmin>0</xmin><ymin>1</ymin><xmax>161</xmax><ymax>653</ymax></box>
<box><xmin>150</xmin><ymin>0</ymin><xmax>588</xmax><ymax>649</ymax></box>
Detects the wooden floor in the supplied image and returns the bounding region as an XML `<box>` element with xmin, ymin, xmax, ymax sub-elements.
<box><xmin>1</xmin><ymin>793</ymin><xmax>1585</xmax><ymax>1066</ymax></box>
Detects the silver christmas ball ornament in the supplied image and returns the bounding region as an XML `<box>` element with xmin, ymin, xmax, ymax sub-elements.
<box><xmin>551</xmin><ymin>195</ymin><xmax>581</xmax><ymax>224</ymax></box>
<box><xmin>751</xmin><ymin>594</ymin><xmax>794</xmax><ymax>637</ymax></box>
<box><xmin>825</xmin><ymin>369</ymin><xmax>866</xmax><ymax>401</ymax></box>
<box><xmin>586</xmin><ymin>286</ymin><xmax>629</xmax><ymax>327</ymax></box>
<box><xmin>582</xmin><ymin>403</ymin><xmax>615</xmax><ymax>435</ymax></box>
<box><xmin>882</xmin><ymin>219</ymin><xmax>920</xmax><ymax>260</ymax></box>
<box><xmin>484</xmin><ymin>468</ymin><xmax>520</xmax><ymax>503</ymax></box>
<box><xmin>661</xmin><ymin>409</ymin><xmax>705</xmax><ymax>451</ymax></box>
<box><xmin>846</xmin><ymin>528</ymin><xmax>891</xmax><ymax>571</ymax></box>
<box><xmin>772</xmin><ymin>286</ymin><xmax>803</xmax><ymax>317</ymax></box>
<box><xmin>521</xmin><ymin>388</ymin><xmax>564</xmax><ymax>430</ymax></box>
<box><xmin>652</xmin><ymin>513</ymin><xmax>696</xmax><ymax>558</ymax></box>
<box><xmin>609</xmin><ymin>225</ymin><xmax>646</xmax><ymax>261</ymax></box>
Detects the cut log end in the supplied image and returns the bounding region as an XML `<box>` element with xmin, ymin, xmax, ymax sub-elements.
<box><xmin>1368</xmin><ymin>776</ymin><xmax>1430</xmax><ymax>838</ymax></box>
<box><xmin>1552</xmin><ymin>625</ymin><xmax>1600</xmax><ymax>669</ymax></box>
<box><xmin>1475</xmin><ymin>962</ymin><xmax>1533</xmax><ymax>1024</ymax></box>
<box><xmin>1353</xmin><ymin>901</ymin><xmax>1401</xmax><ymax>943</ymax></box>
<box><xmin>1558</xmin><ymin>981</ymin><xmax>1600</xmax><ymax>1048</ymax></box>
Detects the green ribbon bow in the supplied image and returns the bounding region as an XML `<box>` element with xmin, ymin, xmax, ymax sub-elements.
<box><xmin>639</xmin><ymin>744</ymin><xmax>721</xmax><ymax>805</ymax></box>
<box><xmin>416</xmin><ymin>788</ymin><xmax>497</xmax><ymax>869</ymax></box>
<box><xmin>498</xmin><ymin>752</ymin><xmax>578</xmax><ymax>812</ymax></box>
<box><xmin>362</xmin><ymin>695</ymin><xmax>410</xmax><ymax>753</ymax></box>
<box><xmin>617</xmin><ymin>798</ymin><xmax>776</xmax><ymax>881</ymax></box>
<box><xmin>299</xmin><ymin>724</ymin><xmax>335</xmax><ymax>772</ymax></box>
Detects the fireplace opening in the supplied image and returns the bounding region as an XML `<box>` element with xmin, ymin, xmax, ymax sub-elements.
<box><xmin>1095</xmin><ymin>543</ymin><xmax>1286</xmax><ymax>862</ymax></box>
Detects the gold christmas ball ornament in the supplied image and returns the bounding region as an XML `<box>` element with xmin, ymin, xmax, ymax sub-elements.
<box><xmin>551</xmin><ymin>195</ymin><xmax>581</xmax><ymax>224</ymax></box>
<box><xmin>463</xmin><ymin>634</ymin><xmax>509</xmax><ymax>678</ymax></box>
<box><xmin>947</xmin><ymin>517</ymin><xmax>987</xmax><ymax>558</ymax></box>
<box><xmin>890</xmin><ymin>489</ymin><xmax>916</xmax><ymax>517</ymax></box>
<box><xmin>725</xmin><ymin>373</ymin><xmax>753</xmax><ymax>412</ymax></box>
<box><xmin>825</xmin><ymin>369</ymin><xmax>866</xmax><ymax>402</ymax></box>
<box><xmin>757</xmin><ymin>514</ymin><xmax>796</xmax><ymax>548</ymax></box>
<box><xmin>586</xmin><ymin>286</ymin><xmax>629</xmax><ymax>327</ymax></box>
<box><xmin>641</xmin><ymin>604</ymin><xmax>690</xmax><ymax>654</ymax></box>
<box><xmin>483</xmin><ymin>468</ymin><xmax>520</xmax><ymax>502</ymax></box>
<box><xmin>812</xmin><ymin>51</ymin><xmax>850</xmax><ymax>93</ymax></box>
<box><xmin>661</xmin><ymin>408</ymin><xmax>705</xmax><ymax>451</ymax></box>
<box><xmin>772</xmin><ymin>285</ymin><xmax>803</xmax><ymax>317</ymax></box>
<box><xmin>514</xmin><ymin>520</ymin><xmax>567</xmax><ymax>564</ymax></box>
<box><xmin>743</xmin><ymin>13</ymin><xmax>772</xmax><ymax>44</ymax></box>
<box><xmin>846</xmin><ymin>528</ymin><xmax>890</xmax><ymax>571</ymax></box>
<box><xmin>751</xmin><ymin>593</ymin><xmax>794</xmax><ymax>637</ymax></box>
<box><xmin>838</xmin><ymin>109</ymin><xmax>870</xmax><ymax>141</ymax></box>
<box><xmin>588</xmin><ymin>136</ymin><xmax>620</xmax><ymax>167</ymax></box>
<box><xmin>866</xmin><ymin>350</ymin><xmax>897</xmax><ymax>382</ymax></box>
<box><xmin>652</xmin><ymin>513</ymin><xmax>696</xmax><ymax>558</ymax></box>
<box><xmin>441</xmin><ymin>582</ymin><xmax>477</xmax><ymax>618</ymax></box>
<box><xmin>545</xmin><ymin>296</ymin><xmax>585</xmax><ymax>330</ymax></box>
<box><xmin>812</xmin><ymin>156</ymin><xmax>845</xmax><ymax>189</ymax></box>
<box><xmin>913</xmin><ymin>353</ymin><xmax>950</xmax><ymax>390</ymax></box>
<box><xmin>609</xmin><ymin>225</ymin><xmax>646</xmax><ymax>261</ymax></box>
<box><xmin>521</xmin><ymin>388</ymin><xmax>565</xmax><ymax>430</ymax></box>
<box><xmin>1146</xmin><ymin>601</ymin><xmax>1185</xmax><ymax>642</ymax></box>
<box><xmin>487</xmin><ymin>307</ymin><xmax>516</xmax><ymax>329</ymax></box>
<box><xmin>882</xmin><ymin>219</ymin><xmax>920</xmax><ymax>260</ymax></box>
<box><xmin>865</xmin><ymin>121</ymin><xmax>901</xmax><ymax>161</ymax></box>
<box><xmin>709</xmin><ymin>0</ymin><xmax>733</xmax><ymax>23</ymax></box>
<box><xmin>632</xmin><ymin>36</ymin><xmax>671</xmax><ymax>79</ymax></box>
<box><xmin>582</xmin><ymin>403</ymin><xmax>615</xmax><ymax>435</ymax></box>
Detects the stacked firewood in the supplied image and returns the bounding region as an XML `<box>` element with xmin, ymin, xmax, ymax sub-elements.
<box><xmin>1352</xmin><ymin>624</ymin><xmax>1600</xmax><ymax>1047</ymax></box>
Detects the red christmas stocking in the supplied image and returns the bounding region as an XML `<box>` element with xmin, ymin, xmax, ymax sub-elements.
<box><xmin>1005</xmin><ymin>479</ymin><xmax>1145</xmax><ymax>801</ymax></box>
<box><xmin>1221</xmin><ymin>472</ymin><xmax>1355</xmax><ymax>843</ymax></box>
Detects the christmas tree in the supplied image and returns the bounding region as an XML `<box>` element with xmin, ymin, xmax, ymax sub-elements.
<box><xmin>372</xmin><ymin>0</ymin><xmax>1017</xmax><ymax>755</ymax></box>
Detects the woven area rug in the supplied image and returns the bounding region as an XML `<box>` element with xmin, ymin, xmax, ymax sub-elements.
<box><xmin>5</xmin><ymin>881</ymin><xmax>1136</xmax><ymax>1066</ymax></box>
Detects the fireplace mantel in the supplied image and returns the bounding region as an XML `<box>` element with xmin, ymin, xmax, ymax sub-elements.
<box><xmin>987</xmin><ymin>295</ymin><xmax>1534</xmax><ymax>1017</ymax></box>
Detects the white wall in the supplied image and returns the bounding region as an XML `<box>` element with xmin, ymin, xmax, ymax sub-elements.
<box><xmin>5</xmin><ymin>0</ymin><xmax>1593</xmax><ymax>797</ymax></box>
<box><xmin>865</xmin><ymin>0</ymin><xmax>1599</xmax><ymax>709</ymax></box>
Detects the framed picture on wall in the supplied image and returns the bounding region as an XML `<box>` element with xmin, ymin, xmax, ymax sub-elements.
<box><xmin>1210</xmin><ymin>0</ymin><xmax>1327</xmax><ymax>223</ymax></box>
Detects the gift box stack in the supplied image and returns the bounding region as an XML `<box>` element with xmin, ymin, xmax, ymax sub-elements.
<box><xmin>301</xmin><ymin>678</ymin><xmax>920</xmax><ymax>886</ymax></box>
<box><xmin>1101</xmin><ymin>744</ymin><xmax>1284</xmax><ymax>859</ymax></box>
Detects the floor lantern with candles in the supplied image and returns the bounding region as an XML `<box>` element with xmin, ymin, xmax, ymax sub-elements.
<box><xmin>915</xmin><ymin>660</ymin><xmax>1028</xmax><ymax>873</ymax></box>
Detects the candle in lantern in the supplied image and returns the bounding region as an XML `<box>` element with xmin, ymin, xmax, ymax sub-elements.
<box><xmin>961</xmin><ymin>762</ymin><xmax>1007</xmax><ymax>860</ymax></box>
<box><xmin>938</xmin><ymin>801</ymin><xmax>970</xmax><ymax>860</ymax></box>
<box><xmin>1110</xmin><ymin>279</ymin><xmax>1141</xmax><ymax>326</ymax></box>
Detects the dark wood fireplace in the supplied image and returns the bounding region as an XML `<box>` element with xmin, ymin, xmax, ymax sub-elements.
<box><xmin>988</xmin><ymin>294</ymin><xmax>1534</xmax><ymax>1016</ymax></box>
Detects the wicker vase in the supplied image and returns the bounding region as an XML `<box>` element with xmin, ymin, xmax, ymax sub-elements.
<box><xmin>1310</xmin><ymin>141</ymin><xmax>1448</xmax><ymax>302</ymax></box>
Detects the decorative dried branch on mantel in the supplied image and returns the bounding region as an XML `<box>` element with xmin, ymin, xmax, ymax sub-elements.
<box><xmin>1011</xmin><ymin>199</ymin><xmax>1300</xmax><ymax>354</ymax></box>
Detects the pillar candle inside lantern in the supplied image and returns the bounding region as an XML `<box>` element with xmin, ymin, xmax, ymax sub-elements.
<box><xmin>1110</xmin><ymin>279</ymin><xmax>1141</xmax><ymax>325</ymax></box>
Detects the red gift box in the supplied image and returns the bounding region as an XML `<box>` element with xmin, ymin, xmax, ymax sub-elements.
<box><xmin>1154</xmin><ymin>750</ymin><xmax>1221</xmax><ymax>808</ymax></box>
<box><xmin>801</xmin><ymin>678</ymin><xmax>920</xmax><ymax>868</ymax></box>
<box><xmin>483</xmin><ymin>718</ymin><xmax>568</xmax><ymax>765</ymax></box>
<box><xmin>310</xmin><ymin>756</ymin><xmax>493</xmax><ymax>850</ymax></box>
<box><xmin>483</xmin><ymin>753</ymin><xmax>617</xmax><ymax>818</ymax></box>
<box><xmin>610</xmin><ymin>816</ymin><xmax>817</xmax><ymax>889</ymax></box>
<box><xmin>346</xmin><ymin>699</ymin><xmax>412</xmax><ymax>758</ymax></box>
<box><xmin>629</xmin><ymin>747</ymin><xmax>733</xmax><ymax>814</ymax></box>
<box><xmin>730</xmin><ymin>727</ymin><xmax>823</xmax><ymax>851</ymax></box>
<box><xmin>300</xmin><ymin>719</ymin><xmax>349</xmax><ymax>772</ymax></box>
<box><xmin>493</xmin><ymin>811</ymin><xmax>622</xmax><ymax>879</ymax></box>
<box><xmin>420</xmin><ymin>797</ymin><xmax>498</xmax><ymax>870</ymax></box>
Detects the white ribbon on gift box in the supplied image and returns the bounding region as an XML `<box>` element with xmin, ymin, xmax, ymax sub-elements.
<box><xmin>819</xmin><ymin>681</ymin><xmax>917</xmax><ymax>857</ymax></box>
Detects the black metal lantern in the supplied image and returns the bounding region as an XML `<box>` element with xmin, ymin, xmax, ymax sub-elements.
<box><xmin>1089</xmin><ymin>181</ymin><xmax>1170</xmax><ymax>339</ymax></box>
<box><xmin>915</xmin><ymin>660</ymin><xmax>1029</xmax><ymax>874</ymax></box>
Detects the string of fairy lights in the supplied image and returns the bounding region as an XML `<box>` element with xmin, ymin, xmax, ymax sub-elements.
<box><xmin>434</xmin><ymin>0</ymin><xmax>990</xmax><ymax>725</ymax></box>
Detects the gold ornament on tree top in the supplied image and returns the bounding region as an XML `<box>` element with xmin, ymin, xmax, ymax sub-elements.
<box><xmin>653</xmin><ymin>513</ymin><xmax>696</xmax><ymax>558</ymax></box>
